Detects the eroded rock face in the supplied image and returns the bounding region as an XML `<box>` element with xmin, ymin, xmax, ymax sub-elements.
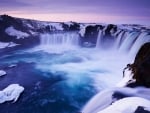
<box><xmin>0</xmin><ymin>84</ymin><xmax>24</xmax><ymax>104</ymax></box>
<box><xmin>128</xmin><ymin>42</ymin><xmax>150</xmax><ymax>88</ymax></box>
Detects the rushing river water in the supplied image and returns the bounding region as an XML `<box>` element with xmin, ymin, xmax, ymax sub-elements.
<box><xmin>0</xmin><ymin>31</ymin><xmax>149</xmax><ymax>113</ymax></box>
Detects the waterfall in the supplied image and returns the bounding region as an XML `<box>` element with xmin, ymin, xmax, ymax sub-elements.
<box><xmin>95</xmin><ymin>29</ymin><xmax>150</xmax><ymax>56</ymax></box>
<box><xmin>119</xmin><ymin>32</ymin><xmax>139</xmax><ymax>52</ymax></box>
<box><xmin>96</xmin><ymin>30</ymin><xmax>103</xmax><ymax>48</ymax></box>
<box><xmin>129</xmin><ymin>32</ymin><xmax>150</xmax><ymax>56</ymax></box>
<box><xmin>40</xmin><ymin>32</ymin><xmax>80</xmax><ymax>53</ymax></box>
<box><xmin>114</xmin><ymin>30</ymin><xmax>125</xmax><ymax>49</ymax></box>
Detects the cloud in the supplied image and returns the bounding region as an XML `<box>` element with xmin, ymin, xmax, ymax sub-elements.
<box><xmin>0</xmin><ymin>0</ymin><xmax>150</xmax><ymax>25</ymax></box>
<box><xmin>0</xmin><ymin>0</ymin><xmax>29</xmax><ymax>7</ymax></box>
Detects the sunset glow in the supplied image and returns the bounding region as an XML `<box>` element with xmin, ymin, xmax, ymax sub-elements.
<box><xmin>0</xmin><ymin>0</ymin><xmax>150</xmax><ymax>25</ymax></box>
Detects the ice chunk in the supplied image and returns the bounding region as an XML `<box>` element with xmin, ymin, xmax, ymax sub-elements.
<box><xmin>0</xmin><ymin>70</ymin><xmax>6</xmax><ymax>76</ymax></box>
<box><xmin>0</xmin><ymin>84</ymin><xmax>24</xmax><ymax>104</ymax></box>
<box><xmin>5</xmin><ymin>26</ymin><xmax>29</xmax><ymax>39</ymax></box>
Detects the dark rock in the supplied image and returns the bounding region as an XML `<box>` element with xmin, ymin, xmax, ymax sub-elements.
<box><xmin>134</xmin><ymin>106</ymin><xmax>150</xmax><ymax>113</ymax></box>
<box><xmin>83</xmin><ymin>25</ymin><xmax>103</xmax><ymax>44</ymax></box>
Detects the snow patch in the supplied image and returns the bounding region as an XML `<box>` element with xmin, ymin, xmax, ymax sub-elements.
<box><xmin>0</xmin><ymin>42</ymin><xmax>19</xmax><ymax>49</ymax></box>
<box><xmin>0</xmin><ymin>70</ymin><xmax>6</xmax><ymax>76</ymax></box>
<box><xmin>116</xmin><ymin>69</ymin><xmax>135</xmax><ymax>87</ymax></box>
<box><xmin>8</xmin><ymin>64</ymin><xmax>17</xmax><ymax>68</ymax></box>
<box><xmin>82</xmin><ymin>87</ymin><xmax>150</xmax><ymax>113</ymax></box>
<box><xmin>64</xmin><ymin>22</ymin><xmax>74</xmax><ymax>27</ymax></box>
<box><xmin>29</xmin><ymin>30</ymin><xmax>37</xmax><ymax>35</ymax></box>
<box><xmin>79</xmin><ymin>24</ymin><xmax>98</xmax><ymax>37</ymax></box>
<box><xmin>42</xmin><ymin>22</ymin><xmax>64</xmax><ymax>31</ymax></box>
<box><xmin>5</xmin><ymin>26</ymin><xmax>29</xmax><ymax>39</ymax></box>
<box><xmin>97</xmin><ymin>97</ymin><xmax>150</xmax><ymax>113</ymax></box>
<box><xmin>0</xmin><ymin>84</ymin><xmax>24</xmax><ymax>104</ymax></box>
<box><xmin>79</xmin><ymin>25</ymin><xmax>86</xmax><ymax>37</ymax></box>
<box><xmin>0</xmin><ymin>42</ymin><xmax>9</xmax><ymax>49</ymax></box>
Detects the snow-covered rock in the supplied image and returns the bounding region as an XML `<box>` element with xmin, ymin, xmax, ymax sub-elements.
<box><xmin>8</xmin><ymin>64</ymin><xmax>17</xmax><ymax>68</ymax></box>
<box><xmin>5</xmin><ymin>26</ymin><xmax>29</xmax><ymax>39</ymax></box>
<box><xmin>116</xmin><ymin>69</ymin><xmax>136</xmax><ymax>87</ymax></box>
<box><xmin>0</xmin><ymin>70</ymin><xmax>6</xmax><ymax>76</ymax></box>
<box><xmin>0</xmin><ymin>84</ymin><xmax>24</xmax><ymax>104</ymax></box>
<box><xmin>97</xmin><ymin>97</ymin><xmax>150</xmax><ymax>113</ymax></box>
<box><xmin>79</xmin><ymin>25</ymin><xmax>86</xmax><ymax>37</ymax></box>
<box><xmin>64</xmin><ymin>22</ymin><xmax>74</xmax><ymax>27</ymax></box>
<box><xmin>0</xmin><ymin>42</ymin><xmax>9</xmax><ymax>49</ymax></box>
<box><xmin>0</xmin><ymin>42</ymin><xmax>19</xmax><ymax>49</ymax></box>
<box><xmin>42</xmin><ymin>22</ymin><xmax>63</xmax><ymax>31</ymax></box>
<box><xmin>82</xmin><ymin>87</ymin><xmax>150</xmax><ymax>113</ymax></box>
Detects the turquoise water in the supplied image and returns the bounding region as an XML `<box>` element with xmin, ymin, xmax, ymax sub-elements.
<box><xmin>0</xmin><ymin>46</ymin><xmax>130</xmax><ymax>113</ymax></box>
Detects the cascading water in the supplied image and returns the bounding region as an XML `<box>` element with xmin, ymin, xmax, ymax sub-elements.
<box><xmin>95</xmin><ymin>29</ymin><xmax>150</xmax><ymax>56</ymax></box>
<box><xmin>96</xmin><ymin>30</ymin><xmax>103</xmax><ymax>48</ymax></box>
<box><xmin>119</xmin><ymin>32</ymin><xmax>139</xmax><ymax>52</ymax></box>
<box><xmin>40</xmin><ymin>32</ymin><xmax>80</xmax><ymax>53</ymax></box>
<box><xmin>83</xmin><ymin>28</ymin><xmax>150</xmax><ymax>113</ymax></box>
<box><xmin>129</xmin><ymin>32</ymin><xmax>150</xmax><ymax>56</ymax></box>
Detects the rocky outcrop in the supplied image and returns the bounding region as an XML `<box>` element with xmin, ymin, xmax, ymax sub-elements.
<box><xmin>0</xmin><ymin>15</ymin><xmax>150</xmax><ymax>49</ymax></box>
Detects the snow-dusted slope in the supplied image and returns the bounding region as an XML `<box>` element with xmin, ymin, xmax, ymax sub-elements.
<box><xmin>5</xmin><ymin>26</ymin><xmax>29</xmax><ymax>39</ymax></box>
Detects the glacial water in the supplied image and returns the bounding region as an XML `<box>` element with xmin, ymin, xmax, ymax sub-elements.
<box><xmin>0</xmin><ymin>31</ymin><xmax>150</xmax><ymax>113</ymax></box>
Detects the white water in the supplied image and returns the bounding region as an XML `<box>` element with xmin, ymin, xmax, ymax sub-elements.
<box><xmin>40</xmin><ymin>32</ymin><xmax>80</xmax><ymax>53</ymax></box>
<box><xmin>36</xmin><ymin>30</ymin><xmax>150</xmax><ymax>90</ymax></box>
<box><xmin>95</xmin><ymin>30</ymin><xmax>150</xmax><ymax>56</ymax></box>
<box><xmin>96</xmin><ymin>30</ymin><xmax>103</xmax><ymax>48</ymax></box>
<box><xmin>82</xmin><ymin>30</ymin><xmax>150</xmax><ymax>113</ymax></box>
<box><xmin>37</xmin><ymin>30</ymin><xmax>150</xmax><ymax>113</ymax></box>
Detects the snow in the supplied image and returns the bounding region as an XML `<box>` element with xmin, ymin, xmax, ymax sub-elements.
<box><xmin>0</xmin><ymin>84</ymin><xmax>24</xmax><ymax>104</ymax></box>
<box><xmin>0</xmin><ymin>42</ymin><xmax>9</xmax><ymax>49</ymax></box>
<box><xmin>82</xmin><ymin>87</ymin><xmax>150</xmax><ymax>113</ymax></box>
<box><xmin>97</xmin><ymin>97</ymin><xmax>150</xmax><ymax>113</ymax></box>
<box><xmin>0</xmin><ymin>42</ymin><xmax>19</xmax><ymax>49</ymax></box>
<box><xmin>29</xmin><ymin>30</ymin><xmax>37</xmax><ymax>35</ymax></box>
<box><xmin>5</xmin><ymin>26</ymin><xmax>29</xmax><ymax>39</ymax></box>
<box><xmin>0</xmin><ymin>70</ymin><xmax>6</xmax><ymax>77</ymax></box>
<box><xmin>116</xmin><ymin>69</ymin><xmax>135</xmax><ymax>87</ymax></box>
<box><xmin>42</xmin><ymin>22</ymin><xmax>64</xmax><ymax>31</ymax></box>
<box><xmin>8</xmin><ymin>64</ymin><xmax>17</xmax><ymax>68</ymax></box>
<box><xmin>79</xmin><ymin>24</ymin><xmax>98</xmax><ymax>37</ymax></box>
<box><xmin>64</xmin><ymin>22</ymin><xmax>73</xmax><ymax>27</ymax></box>
<box><xmin>79</xmin><ymin>25</ymin><xmax>86</xmax><ymax>37</ymax></box>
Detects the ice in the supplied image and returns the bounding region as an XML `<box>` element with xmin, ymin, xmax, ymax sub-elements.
<box><xmin>0</xmin><ymin>70</ymin><xmax>6</xmax><ymax>77</ymax></box>
<box><xmin>0</xmin><ymin>84</ymin><xmax>24</xmax><ymax>104</ymax></box>
<box><xmin>5</xmin><ymin>26</ymin><xmax>29</xmax><ymax>39</ymax></box>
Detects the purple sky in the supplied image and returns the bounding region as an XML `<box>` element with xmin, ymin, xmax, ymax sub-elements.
<box><xmin>0</xmin><ymin>0</ymin><xmax>150</xmax><ymax>25</ymax></box>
